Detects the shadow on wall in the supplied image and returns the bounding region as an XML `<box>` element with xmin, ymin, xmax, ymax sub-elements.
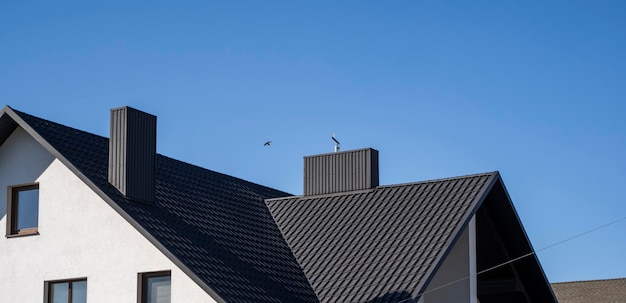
<box><xmin>0</xmin><ymin>127</ymin><xmax>55</xmax><ymax>221</ymax></box>
<box><xmin>365</xmin><ymin>291</ymin><xmax>413</xmax><ymax>303</ymax></box>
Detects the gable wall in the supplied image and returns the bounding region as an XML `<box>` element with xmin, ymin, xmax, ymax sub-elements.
<box><xmin>0</xmin><ymin>127</ymin><xmax>217</xmax><ymax>303</ymax></box>
<box><xmin>421</xmin><ymin>217</ymin><xmax>477</xmax><ymax>303</ymax></box>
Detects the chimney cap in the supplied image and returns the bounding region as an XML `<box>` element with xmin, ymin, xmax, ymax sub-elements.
<box><xmin>110</xmin><ymin>106</ymin><xmax>157</xmax><ymax>118</ymax></box>
<box><xmin>303</xmin><ymin>147</ymin><xmax>378</xmax><ymax>159</ymax></box>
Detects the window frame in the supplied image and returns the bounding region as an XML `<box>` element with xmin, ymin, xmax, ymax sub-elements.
<box><xmin>6</xmin><ymin>183</ymin><xmax>40</xmax><ymax>237</ymax></box>
<box><xmin>138</xmin><ymin>270</ymin><xmax>171</xmax><ymax>303</ymax></box>
<box><xmin>44</xmin><ymin>278</ymin><xmax>87</xmax><ymax>303</ymax></box>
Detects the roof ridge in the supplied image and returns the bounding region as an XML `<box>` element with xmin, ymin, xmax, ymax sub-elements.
<box><xmin>12</xmin><ymin>107</ymin><xmax>108</xmax><ymax>140</ymax></box>
<box><xmin>267</xmin><ymin>171</ymin><xmax>498</xmax><ymax>201</ymax></box>
<box><xmin>11</xmin><ymin>106</ymin><xmax>292</xmax><ymax>198</ymax></box>
<box><xmin>551</xmin><ymin>277</ymin><xmax>626</xmax><ymax>285</ymax></box>
<box><xmin>376</xmin><ymin>171</ymin><xmax>498</xmax><ymax>189</ymax></box>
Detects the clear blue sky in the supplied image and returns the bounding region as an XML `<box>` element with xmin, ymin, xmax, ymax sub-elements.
<box><xmin>2</xmin><ymin>1</ymin><xmax>625</xmax><ymax>283</ymax></box>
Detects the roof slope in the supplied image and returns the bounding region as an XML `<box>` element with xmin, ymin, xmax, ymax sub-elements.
<box><xmin>551</xmin><ymin>278</ymin><xmax>626</xmax><ymax>303</ymax></box>
<box><xmin>266</xmin><ymin>173</ymin><xmax>497</xmax><ymax>303</ymax></box>
<box><xmin>5</xmin><ymin>107</ymin><xmax>318</xmax><ymax>303</ymax></box>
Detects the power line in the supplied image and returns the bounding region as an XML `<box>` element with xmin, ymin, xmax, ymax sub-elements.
<box><xmin>533</xmin><ymin>216</ymin><xmax>626</xmax><ymax>254</ymax></box>
<box><xmin>389</xmin><ymin>215</ymin><xmax>626</xmax><ymax>303</ymax></box>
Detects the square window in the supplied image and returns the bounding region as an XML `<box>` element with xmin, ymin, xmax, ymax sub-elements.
<box><xmin>138</xmin><ymin>271</ymin><xmax>171</xmax><ymax>303</ymax></box>
<box><xmin>6</xmin><ymin>183</ymin><xmax>39</xmax><ymax>237</ymax></box>
<box><xmin>46</xmin><ymin>279</ymin><xmax>87</xmax><ymax>303</ymax></box>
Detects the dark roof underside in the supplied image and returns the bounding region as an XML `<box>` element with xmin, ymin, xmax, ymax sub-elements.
<box><xmin>267</xmin><ymin>173</ymin><xmax>496</xmax><ymax>303</ymax></box>
<box><xmin>475</xmin><ymin>180</ymin><xmax>558</xmax><ymax>303</ymax></box>
<box><xmin>11</xmin><ymin>108</ymin><xmax>318</xmax><ymax>303</ymax></box>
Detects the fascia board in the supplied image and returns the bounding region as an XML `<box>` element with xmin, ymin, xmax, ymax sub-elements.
<box><xmin>411</xmin><ymin>171</ymin><xmax>500</xmax><ymax>302</ymax></box>
<box><xmin>0</xmin><ymin>105</ymin><xmax>227</xmax><ymax>303</ymax></box>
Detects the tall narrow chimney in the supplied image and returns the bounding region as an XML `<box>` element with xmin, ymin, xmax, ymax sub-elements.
<box><xmin>108</xmin><ymin>106</ymin><xmax>156</xmax><ymax>203</ymax></box>
<box><xmin>304</xmin><ymin>148</ymin><xmax>379</xmax><ymax>196</ymax></box>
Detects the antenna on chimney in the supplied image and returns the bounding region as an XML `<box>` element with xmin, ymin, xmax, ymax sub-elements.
<box><xmin>331</xmin><ymin>133</ymin><xmax>340</xmax><ymax>152</ymax></box>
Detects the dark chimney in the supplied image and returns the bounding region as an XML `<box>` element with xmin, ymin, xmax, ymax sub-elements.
<box><xmin>304</xmin><ymin>148</ymin><xmax>379</xmax><ymax>196</ymax></box>
<box><xmin>108</xmin><ymin>106</ymin><xmax>156</xmax><ymax>203</ymax></box>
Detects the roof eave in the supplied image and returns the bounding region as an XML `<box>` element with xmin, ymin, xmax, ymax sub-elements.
<box><xmin>412</xmin><ymin>171</ymin><xmax>500</xmax><ymax>301</ymax></box>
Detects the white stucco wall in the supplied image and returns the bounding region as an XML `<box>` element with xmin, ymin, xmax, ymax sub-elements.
<box><xmin>0</xmin><ymin>127</ymin><xmax>218</xmax><ymax>303</ymax></box>
<box><xmin>421</xmin><ymin>217</ymin><xmax>477</xmax><ymax>303</ymax></box>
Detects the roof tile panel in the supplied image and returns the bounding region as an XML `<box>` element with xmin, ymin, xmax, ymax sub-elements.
<box><xmin>266</xmin><ymin>173</ymin><xmax>494</xmax><ymax>303</ymax></box>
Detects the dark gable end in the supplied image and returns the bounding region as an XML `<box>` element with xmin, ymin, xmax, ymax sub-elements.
<box><xmin>472</xmin><ymin>178</ymin><xmax>557</xmax><ymax>303</ymax></box>
<box><xmin>0</xmin><ymin>112</ymin><xmax>19</xmax><ymax>145</ymax></box>
<box><xmin>0</xmin><ymin>106</ymin><xmax>319</xmax><ymax>303</ymax></box>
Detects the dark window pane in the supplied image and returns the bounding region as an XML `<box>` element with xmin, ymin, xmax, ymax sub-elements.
<box><xmin>72</xmin><ymin>281</ymin><xmax>87</xmax><ymax>303</ymax></box>
<box><xmin>50</xmin><ymin>282</ymin><xmax>69</xmax><ymax>303</ymax></box>
<box><xmin>147</xmin><ymin>275</ymin><xmax>171</xmax><ymax>303</ymax></box>
<box><xmin>16</xmin><ymin>188</ymin><xmax>38</xmax><ymax>230</ymax></box>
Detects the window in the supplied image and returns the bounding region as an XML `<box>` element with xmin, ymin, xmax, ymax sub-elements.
<box><xmin>138</xmin><ymin>271</ymin><xmax>171</xmax><ymax>303</ymax></box>
<box><xmin>6</xmin><ymin>183</ymin><xmax>39</xmax><ymax>236</ymax></box>
<box><xmin>45</xmin><ymin>279</ymin><xmax>87</xmax><ymax>303</ymax></box>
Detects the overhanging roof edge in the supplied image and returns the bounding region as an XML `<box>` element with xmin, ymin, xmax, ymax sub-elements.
<box><xmin>412</xmin><ymin>171</ymin><xmax>501</xmax><ymax>301</ymax></box>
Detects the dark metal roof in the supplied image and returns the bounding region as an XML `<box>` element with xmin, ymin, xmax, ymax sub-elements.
<box><xmin>4</xmin><ymin>106</ymin><xmax>319</xmax><ymax>303</ymax></box>
<box><xmin>551</xmin><ymin>278</ymin><xmax>626</xmax><ymax>303</ymax></box>
<box><xmin>2</xmin><ymin>105</ymin><xmax>559</xmax><ymax>303</ymax></box>
<box><xmin>267</xmin><ymin>173</ymin><xmax>497</xmax><ymax>303</ymax></box>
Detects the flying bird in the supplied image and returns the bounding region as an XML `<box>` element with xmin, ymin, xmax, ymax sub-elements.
<box><xmin>264</xmin><ymin>141</ymin><xmax>272</xmax><ymax>146</ymax></box>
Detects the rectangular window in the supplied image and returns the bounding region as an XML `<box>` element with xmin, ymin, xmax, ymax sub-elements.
<box><xmin>45</xmin><ymin>279</ymin><xmax>87</xmax><ymax>303</ymax></box>
<box><xmin>6</xmin><ymin>183</ymin><xmax>39</xmax><ymax>236</ymax></box>
<box><xmin>138</xmin><ymin>271</ymin><xmax>171</xmax><ymax>303</ymax></box>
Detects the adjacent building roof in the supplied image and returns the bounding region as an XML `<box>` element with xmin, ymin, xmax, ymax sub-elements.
<box><xmin>551</xmin><ymin>277</ymin><xmax>626</xmax><ymax>303</ymax></box>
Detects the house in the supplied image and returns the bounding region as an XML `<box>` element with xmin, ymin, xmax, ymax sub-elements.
<box><xmin>0</xmin><ymin>105</ymin><xmax>558</xmax><ymax>303</ymax></box>
<box><xmin>551</xmin><ymin>277</ymin><xmax>626</xmax><ymax>303</ymax></box>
